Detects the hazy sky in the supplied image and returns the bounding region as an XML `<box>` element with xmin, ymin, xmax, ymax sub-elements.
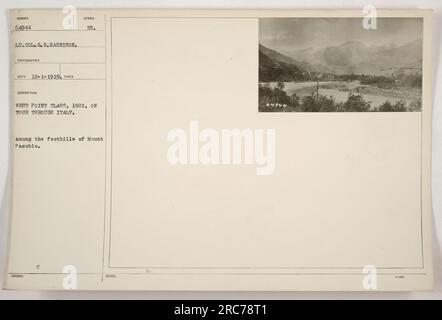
<box><xmin>259</xmin><ymin>18</ymin><xmax>423</xmax><ymax>52</ymax></box>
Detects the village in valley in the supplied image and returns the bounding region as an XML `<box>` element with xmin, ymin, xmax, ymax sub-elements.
<box><xmin>259</xmin><ymin>18</ymin><xmax>423</xmax><ymax>112</ymax></box>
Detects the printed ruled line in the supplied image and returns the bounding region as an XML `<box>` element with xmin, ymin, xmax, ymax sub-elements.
<box><xmin>13</xmin><ymin>29</ymin><xmax>105</xmax><ymax>32</ymax></box>
<box><xmin>9</xmin><ymin>272</ymin><xmax>429</xmax><ymax>276</ymax></box>
<box><xmin>15</xmin><ymin>62</ymin><xmax>105</xmax><ymax>65</ymax></box>
<box><xmin>14</xmin><ymin>78</ymin><xmax>105</xmax><ymax>81</ymax></box>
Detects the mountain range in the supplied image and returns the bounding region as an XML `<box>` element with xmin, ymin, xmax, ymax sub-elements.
<box><xmin>259</xmin><ymin>39</ymin><xmax>422</xmax><ymax>77</ymax></box>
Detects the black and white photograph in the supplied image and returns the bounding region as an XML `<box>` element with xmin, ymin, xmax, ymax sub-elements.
<box><xmin>259</xmin><ymin>18</ymin><xmax>423</xmax><ymax>112</ymax></box>
<box><xmin>0</xmin><ymin>4</ymin><xmax>441</xmax><ymax>301</ymax></box>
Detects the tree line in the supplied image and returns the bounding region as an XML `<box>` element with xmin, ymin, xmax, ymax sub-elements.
<box><xmin>259</xmin><ymin>84</ymin><xmax>421</xmax><ymax>112</ymax></box>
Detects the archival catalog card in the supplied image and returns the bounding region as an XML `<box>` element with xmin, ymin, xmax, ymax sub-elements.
<box><xmin>4</xmin><ymin>9</ymin><xmax>433</xmax><ymax>291</ymax></box>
